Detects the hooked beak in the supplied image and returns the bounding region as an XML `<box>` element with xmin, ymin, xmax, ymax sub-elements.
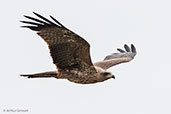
<box><xmin>112</xmin><ymin>75</ymin><xmax>115</xmax><ymax>79</ymax></box>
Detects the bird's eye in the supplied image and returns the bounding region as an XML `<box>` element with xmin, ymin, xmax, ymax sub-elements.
<box><xmin>102</xmin><ymin>72</ymin><xmax>110</xmax><ymax>76</ymax></box>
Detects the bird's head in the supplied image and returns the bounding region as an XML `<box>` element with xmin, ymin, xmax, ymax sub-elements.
<box><xmin>99</xmin><ymin>72</ymin><xmax>115</xmax><ymax>81</ymax></box>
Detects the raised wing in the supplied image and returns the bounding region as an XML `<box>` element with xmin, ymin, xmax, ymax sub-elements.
<box><xmin>21</xmin><ymin>12</ymin><xmax>95</xmax><ymax>71</ymax></box>
<box><xmin>94</xmin><ymin>44</ymin><xmax>137</xmax><ymax>70</ymax></box>
<box><xmin>104</xmin><ymin>44</ymin><xmax>136</xmax><ymax>60</ymax></box>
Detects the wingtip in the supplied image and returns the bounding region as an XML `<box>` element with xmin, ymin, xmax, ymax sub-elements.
<box><xmin>20</xmin><ymin>21</ymin><xmax>28</xmax><ymax>24</ymax></box>
<box><xmin>131</xmin><ymin>44</ymin><xmax>137</xmax><ymax>54</ymax></box>
<box><xmin>20</xmin><ymin>26</ymin><xmax>31</xmax><ymax>28</ymax></box>
<box><xmin>20</xmin><ymin>26</ymin><xmax>25</xmax><ymax>28</ymax></box>
<box><xmin>131</xmin><ymin>44</ymin><xmax>135</xmax><ymax>48</ymax></box>
<box><xmin>49</xmin><ymin>15</ymin><xmax>67</xmax><ymax>29</ymax></box>
<box><xmin>33</xmin><ymin>11</ymin><xmax>39</xmax><ymax>16</ymax></box>
<box><xmin>20</xmin><ymin>20</ymin><xmax>24</xmax><ymax>24</ymax></box>
<box><xmin>117</xmin><ymin>48</ymin><xmax>125</xmax><ymax>53</ymax></box>
<box><xmin>124</xmin><ymin>44</ymin><xmax>131</xmax><ymax>52</ymax></box>
<box><xmin>23</xmin><ymin>15</ymin><xmax>29</xmax><ymax>18</ymax></box>
<box><xmin>23</xmin><ymin>15</ymin><xmax>27</xmax><ymax>18</ymax></box>
<box><xmin>20</xmin><ymin>74</ymin><xmax>28</xmax><ymax>77</ymax></box>
<box><xmin>124</xmin><ymin>44</ymin><xmax>128</xmax><ymax>47</ymax></box>
<box><xmin>33</xmin><ymin>11</ymin><xmax>40</xmax><ymax>16</ymax></box>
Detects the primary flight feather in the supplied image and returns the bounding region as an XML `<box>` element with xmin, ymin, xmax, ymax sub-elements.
<box><xmin>20</xmin><ymin>12</ymin><xmax>137</xmax><ymax>84</ymax></box>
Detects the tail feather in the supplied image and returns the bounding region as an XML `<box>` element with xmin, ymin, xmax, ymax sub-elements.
<box><xmin>20</xmin><ymin>71</ymin><xmax>58</xmax><ymax>78</ymax></box>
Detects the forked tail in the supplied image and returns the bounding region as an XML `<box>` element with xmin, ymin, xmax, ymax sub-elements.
<box><xmin>20</xmin><ymin>71</ymin><xmax>58</xmax><ymax>78</ymax></box>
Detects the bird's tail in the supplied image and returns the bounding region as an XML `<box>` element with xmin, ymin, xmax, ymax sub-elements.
<box><xmin>20</xmin><ymin>71</ymin><xmax>58</xmax><ymax>78</ymax></box>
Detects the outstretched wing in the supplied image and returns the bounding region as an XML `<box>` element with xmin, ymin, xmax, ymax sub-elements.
<box><xmin>94</xmin><ymin>44</ymin><xmax>137</xmax><ymax>70</ymax></box>
<box><xmin>21</xmin><ymin>12</ymin><xmax>95</xmax><ymax>71</ymax></box>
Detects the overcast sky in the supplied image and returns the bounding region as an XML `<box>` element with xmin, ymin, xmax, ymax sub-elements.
<box><xmin>0</xmin><ymin>0</ymin><xmax>171</xmax><ymax>114</ymax></box>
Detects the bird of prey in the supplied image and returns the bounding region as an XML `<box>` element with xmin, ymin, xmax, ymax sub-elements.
<box><xmin>20</xmin><ymin>12</ymin><xmax>137</xmax><ymax>84</ymax></box>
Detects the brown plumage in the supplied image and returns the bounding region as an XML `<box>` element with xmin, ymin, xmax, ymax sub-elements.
<box><xmin>20</xmin><ymin>12</ymin><xmax>137</xmax><ymax>84</ymax></box>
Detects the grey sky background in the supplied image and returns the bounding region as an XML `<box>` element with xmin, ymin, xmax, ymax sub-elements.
<box><xmin>0</xmin><ymin>0</ymin><xmax>171</xmax><ymax>114</ymax></box>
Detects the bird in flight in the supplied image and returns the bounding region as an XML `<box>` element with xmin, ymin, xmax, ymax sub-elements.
<box><xmin>20</xmin><ymin>12</ymin><xmax>137</xmax><ymax>84</ymax></box>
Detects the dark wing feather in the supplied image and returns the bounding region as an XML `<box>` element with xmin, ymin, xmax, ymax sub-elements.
<box><xmin>50</xmin><ymin>15</ymin><xmax>67</xmax><ymax>29</ymax></box>
<box><xmin>124</xmin><ymin>44</ymin><xmax>131</xmax><ymax>52</ymax></box>
<box><xmin>117</xmin><ymin>48</ymin><xmax>125</xmax><ymax>53</ymax></box>
<box><xmin>33</xmin><ymin>12</ymin><xmax>57</xmax><ymax>26</ymax></box>
<box><xmin>20</xmin><ymin>21</ymin><xmax>42</xmax><ymax>26</ymax></box>
<box><xmin>131</xmin><ymin>44</ymin><xmax>136</xmax><ymax>53</ymax></box>
<box><xmin>21</xmin><ymin>12</ymin><xmax>95</xmax><ymax>72</ymax></box>
<box><xmin>23</xmin><ymin>15</ymin><xmax>49</xmax><ymax>25</ymax></box>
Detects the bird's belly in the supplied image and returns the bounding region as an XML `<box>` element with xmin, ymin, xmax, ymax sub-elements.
<box><xmin>67</xmin><ymin>75</ymin><xmax>99</xmax><ymax>84</ymax></box>
<box><xmin>59</xmin><ymin>70</ymin><xmax>99</xmax><ymax>84</ymax></box>
<box><xmin>68</xmin><ymin>78</ymin><xmax>98</xmax><ymax>84</ymax></box>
